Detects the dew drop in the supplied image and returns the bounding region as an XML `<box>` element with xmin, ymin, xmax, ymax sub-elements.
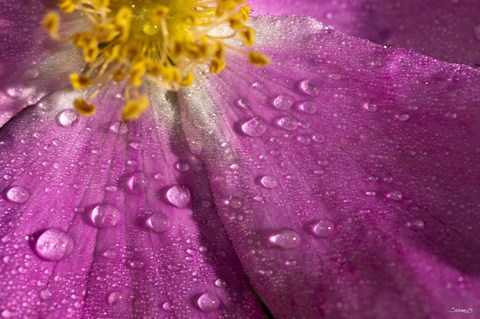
<box><xmin>298</xmin><ymin>79</ymin><xmax>319</xmax><ymax>97</ymax></box>
<box><xmin>166</xmin><ymin>185</ymin><xmax>191</xmax><ymax>208</ymax></box>
<box><xmin>276</xmin><ymin>117</ymin><xmax>298</xmax><ymax>130</ymax></box>
<box><xmin>310</xmin><ymin>220</ymin><xmax>335</xmax><ymax>238</ymax></box>
<box><xmin>144</xmin><ymin>213</ymin><xmax>169</xmax><ymax>233</ymax></box>
<box><xmin>56</xmin><ymin>109</ymin><xmax>79</xmax><ymax>127</ymax></box>
<box><xmin>272</xmin><ymin>94</ymin><xmax>293</xmax><ymax>110</ymax></box>
<box><xmin>128</xmin><ymin>142</ymin><xmax>142</xmax><ymax>151</ymax></box>
<box><xmin>362</xmin><ymin>101</ymin><xmax>377</xmax><ymax>112</ymax></box>
<box><xmin>107</xmin><ymin>291</ymin><xmax>124</xmax><ymax>306</ymax></box>
<box><xmin>225</xmin><ymin>196</ymin><xmax>242</xmax><ymax>209</ymax></box>
<box><xmin>268</xmin><ymin>229</ymin><xmax>300</xmax><ymax>249</ymax></box>
<box><xmin>88</xmin><ymin>204</ymin><xmax>120</xmax><ymax>228</ymax></box>
<box><xmin>109</xmin><ymin>122</ymin><xmax>128</xmax><ymax>135</ymax></box>
<box><xmin>386</xmin><ymin>190</ymin><xmax>403</xmax><ymax>201</ymax></box>
<box><xmin>297</xmin><ymin>101</ymin><xmax>318</xmax><ymax>114</ymax></box>
<box><xmin>214</xmin><ymin>278</ymin><xmax>227</xmax><ymax>288</ymax></box>
<box><xmin>175</xmin><ymin>160</ymin><xmax>190</xmax><ymax>172</ymax></box>
<box><xmin>236</xmin><ymin>97</ymin><xmax>250</xmax><ymax>109</ymax></box>
<box><xmin>5</xmin><ymin>186</ymin><xmax>29</xmax><ymax>203</ymax></box>
<box><xmin>259</xmin><ymin>175</ymin><xmax>278</xmax><ymax>189</ymax></box>
<box><xmin>162</xmin><ymin>301</ymin><xmax>173</xmax><ymax>312</ymax></box>
<box><xmin>474</xmin><ymin>24</ymin><xmax>480</xmax><ymax>41</ymax></box>
<box><xmin>34</xmin><ymin>228</ymin><xmax>74</xmax><ymax>261</ymax></box>
<box><xmin>24</xmin><ymin>68</ymin><xmax>39</xmax><ymax>79</ymax></box>
<box><xmin>395</xmin><ymin>113</ymin><xmax>410</xmax><ymax>121</ymax></box>
<box><xmin>241</xmin><ymin>117</ymin><xmax>267</xmax><ymax>137</ymax></box>
<box><xmin>40</xmin><ymin>288</ymin><xmax>52</xmax><ymax>300</ymax></box>
<box><xmin>196</xmin><ymin>292</ymin><xmax>220</xmax><ymax>312</ymax></box>
<box><xmin>126</xmin><ymin>259</ymin><xmax>145</xmax><ymax>269</ymax></box>
<box><xmin>1</xmin><ymin>309</ymin><xmax>14</xmax><ymax>319</ymax></box>
<box><xmin>407</xmin><ymin>219</ymin><xmax>425</xmax><ymax>230</ymax></box>
<box><xmin>125</xmin><ymin>172</ymin><xmax>146</xmax><ymax>194</ymax></box>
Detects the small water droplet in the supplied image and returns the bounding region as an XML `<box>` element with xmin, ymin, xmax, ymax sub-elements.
<box><xmin>56</xmin><ymin>109</ymin><xmax>79</xmax><ymax>127</ymax></box>
<box><xmin>107</xmin><ymin>291</ymin><xmax>125</xmax><ymax>306</ymax></box>
<box><xmin>166</xmin><ymin>185</ymin><xmax>191</xmax><ymax>208</ymax></box>
<box><xmin>128</xmin><ymin>142</ymin><xmax>142</xmax><ymax>151</ymax></box>
<box><xmin>276</xmin><ymin>117</ymin><xmax>298</xmax><ymax>130</ymax></box>
<box><xmin>407</xmin><ymin>219</ymin><xmax>425</xmax><ymax>230</ymax></box>
<box><xmin>386</xmin><ymin>190</ymin><xmax>403</xmax><ymax>201</ymax></box>
<box><xmin>298</xmin><ymin>79</ymin><xmax>319</xmax><ymax>97</ymax></box>
<box><xmin>102</xmin><ymin>248</ymin><xmax>117</xmax><ymax>259</ymax></box>
<box><xmin>5</xmin><ymin>186</ymin><xmax>29</xmax><ymax>203</ymax></box>
<box><xmin>175</xmin><ymin>161</ymin><xmax>190</xmax><ymax>172</ymax></box>
<box><xmin>310</xmin><ymin>220</ymin><xmax>335</xmax><ymax>238</ymax></box>
<box><xmin>272</xmin><ymin>94</ymin><xmax>293</xmax><ymax>110</ymax></box>
<box><xmin>144</xmin><ymin>213</ymin><xmax>169</xmax><ymax>233</ymax></box>
<box><xmin>362</xmin><ymin>101</ymin><xmax>377</xmax><ymax>112</ymax></box>
<box><xmin>88</xmin><ymin>204</ymin><xmax>120</xmax><ymax>228</ymax></box>
<box><xmin>24</xmin><ymin>68</ymin><xmax>39</xmax><ymax>79</ymax></box>
<box><xmin>259</xmin><ymin>175</ymin><xmax>278</xmax><ymax>189</ymax></box>
<box><xmin>225</xmin><ymin>196</ymin><xmax>242</xmax><ymax>209</ymax></box>
<box><xmin>297</xmin><ymin>101</ymin><xmax>318</xmax><ymax>114</ymax></box>
<box><xmin>196</xmin><ymin>292</ymin><xmax>220</xmax><ymax>312</ymax></box>
<box><xmin>162</xmin><ymin>301</ymin><xmax>173</xmax><ymax>312</ymax></box>
<box><xmin>214</xmin><ymin>278</ymin><xmax>227</xmax><ymax>288</ymax></box>
<box><xmin>40</xmin><ymin>288</ymin><xmax>52</xmax><ymax>300</ymax></box>
<box><xmin>109</xmin><ymin>122</ymin><xmax>128</xmax><ymax>135</ymax></box>
<box><xmin>126</xmin><ymin>259</ymin><xmax>145</xmax><ymax>269</ymax></box>
<box><xmin>236</xmin><ymin>97</ymin><xmax>250</xmax><ymax>109</ymax></box>
<box><xmin>125</xmin><ymin>172</ymin><xmax>146</xmax><ymax>194</ymax></box>
<box><xmin>268</xmin><ymin>229</ymin><xmax>300</xmax><ymax>249</ymax></box>
<box><xmin>34</xmin><ymin>228</ymin><xmax>74</xmax><ymax>261</ymax></box>
<box><xmin>395</xmin><ymin>113</ymin><xmax>410</xmax><ymax>121</ymax></box>
<box><xmin>1</xmin><ymin>309</ymin><xmax>14</xmax><ymax>319</ymax></box>
<box><xmin>241</xmin><ymin>117</ymin><xmax>267</xmax><ymax>137</ymax></box>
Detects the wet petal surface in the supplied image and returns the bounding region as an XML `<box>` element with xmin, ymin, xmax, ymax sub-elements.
<box><xmin>179</xmin><ymin>16</ymin><xmax>480</xmax><ymax>318</ymax></box>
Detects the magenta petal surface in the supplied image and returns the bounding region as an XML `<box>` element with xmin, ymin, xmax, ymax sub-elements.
<box><xmin>0</xmin><ymin>89</ymin><xmax>264</xmax><ymax>318</ymax></box>
<box><xmin>249</xmin><ymin>0</ymin><xmax>480</xmax><ymax>65</ymax></box>
<box><xmin>0</xmin><ymin>1</ymin><xmax>83</xmax><ymax>126</ymax></box>
<box><xmin>179</xmin><ymin>16</ymin><xmax>480</xmax><ymax>318</ymax></box>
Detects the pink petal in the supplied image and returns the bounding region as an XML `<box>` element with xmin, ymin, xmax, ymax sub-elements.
<box><xmin>179</xmin><ymin>16</ymin><xmax>480</xmax><ymax>318</ymax></box>
<box><xmin>0</xmin><ymin>88</ymin><xmax>264</xmax><ymax>318</ymax></box>
<box><xmin>249</xmin><ymin>0</ymin><xmax>480</xmax><ymax>65</ymax></box>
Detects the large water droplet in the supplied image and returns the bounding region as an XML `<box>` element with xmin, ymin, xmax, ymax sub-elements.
<box><xmin>175</xmin><ymin>160</ymin><xmax>190</xmax><ymax>172</ymax></box>
<box><xmin>298</xmin><ymin>79</ymin><xmax>319</xmax><ymax>97</ymax></box>
<box><xmin>259</xmin><ymin>175</ymin><xmax>278</xmax><ymax>189</ymax></box>
<box><xmin>166</xmin><ymin>185</ymin><xmax>191</xmax><ymax>208</ymax></box>
<box><xmin>241</xmin><ymin>117</ymin><xmax>266</xmax><ymax>137</ymax></box>
<box><xmin>162</xmin><ymin>301</ymin><xmax>173</xmax><ymax>312</ymax></box>
<box><xmin>125</xmin><ymin>172</ymin><xmax>146</xmax><ymax>194</ymax></box>
<box><xmin>268</xmin><ymin>229</ymin><xmax>300</xmax><ymax>249</ymax></box>
<box><xmin>56</xmin><ymin>109</ymin><xmax>79</xmax><ymax>127</ymax></box>
<box><xmin>5</xmin><ymin>186</ymin><xmax>29</xmax><ymax>203</ymax></box>
<box><xmin>273</xmin><ymin>94</ymin><xmax>293</xmax><ymax>110</ymax></box>
<box><xmin>144</xmin><ymin>213</ymin><xmax>169</xmax><ymax>233</ymax></box>
<box><xmin>310</xmin><ymin>220</ymin><xmax>335</xmax><ymax>238</ymax></box>
<box><xmin>276</xmin><ymin>117</ymin><xmax>298</xmax><ymax>130</ymax></box>
<box><xmin>88</xmin><ymin>204</ymin><xmax>120</xmax><ymax>228</ymax></box>
<box><xmin>34</xmin><ymin>228</ymin><xmax>74</xmax><ymax>261</ymax></box>
<box><xmin>196</xmin><ymin>292</ymin><xmax>220</xmax><ymax>312</ymax></box>
<box><xmin>297</xmin><ymin>101</ymin><xmax>318</xmax><ymax>114</ymax></box>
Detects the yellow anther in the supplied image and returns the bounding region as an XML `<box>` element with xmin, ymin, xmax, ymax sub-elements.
<box><xmin>42</xmin><ymin>12</ymin><xmax>60</xmax><ymax>39</ymax></box>
<box><xmin>59</xmin><ymin>0</ymin><xmax>76</xmax><ymax>13</ymax></box>
<box><xmin>115</xmin><ymin>7</ymin><xmax>132</xmax><ymax>27</ymax></box>
<box><xmin>93</xmin><ymin>0</ymin><xmax>110</xmax><ymax>8</ymax></box>
<box><xmin>240</xmin><ymin>27</ymin><xmax>255</xmax><ymax>47</ymax></box>
<box><xmin>228</xmin><ymin>14</ymin><xmax>245</xmax><ymax>30</ymax></box>
<box><xmin>93</xmin><ymin>24</ymin><xmax>117</xmax><ymax>42</ymax></box>
<box><xmin>83</xmin><ymin>45</ymin><xmax>99</xmax><ymax>63</ymax></box>
<box><xmin>240</xmin><ymin>5</ymin><xmax>251</xmax><ymax>22</ymax></box>
<box><xmin>104</xmin><ymin>44</ymin><xmax>121</xmax><ymax>61</ymax></box>
<box><xmin>73</xmin><ymin>98</ymin><xmax>96</xmax><ymax>116</ymax></box>
<box><xmin>130</xmin><ymin>61</ymin><xmax>147</xmax><ymax>87</ymax></box>
<box><xmin>152</xmin><ymin>5</ymin><xmax>170</xmax><ymax>24</ymax></box>
<box><xmin>162</xmin><ymin>66</ymin><xmax>181</xmax><ymax>83</ymax></box>
<box><xmin>180</xmin><ymin>72</ymin><xmax>195</xmax><ymax>87</ymax></box>
<box><xmin>122</xmin><ymin>96</ymin><xmax>149</xmax><ymax>121</ymax></box>
<box><xmin>113</xmin><ymin>69</ymin><xmax>126</xmax><ymax>82</ymax></box>
<box><xmin>248</xmin><ymin>52</ymin><xmax>271</xmax><ymax>66</ymax></box>
<box><xmin>210</xmin><ymin>59</ymin><xmax>226</xmax><ymax>73</ymax></box>
<box><xmin>148</xmin><ymin>62</ymin><xmax>164</xmax><ymax>77</ymax></box>
<box><xmin>70</xmin><ymin>73</ymin><xmax>92</xmax><ymax>90</ymax></box>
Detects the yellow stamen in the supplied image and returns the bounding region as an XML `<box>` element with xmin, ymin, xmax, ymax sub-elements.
<box><xmin>43</xmin><ymin>0</ymin><xmax>270</xmax><ymax>119</ymax></box>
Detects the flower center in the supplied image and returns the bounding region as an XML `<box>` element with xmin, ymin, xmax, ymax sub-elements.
<box><xmin>43</xmin><ymin>0</ymin><xmax>270</xmax><ymax>120</ymax></box>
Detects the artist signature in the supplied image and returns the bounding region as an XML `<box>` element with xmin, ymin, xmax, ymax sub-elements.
<box><xmin>448</xmin><ymin>307</ymin><xmax>473</xmax><ymax>314</ymax></box>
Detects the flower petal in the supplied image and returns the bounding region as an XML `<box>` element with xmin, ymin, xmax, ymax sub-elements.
<box><xmin>0</xmin><ymin>1</ymin><xmax>83</xmax><ymax>126</ymax></box>
<box><xmin>249</xmin><ymin>0</ymin><xmax>480</xmax><ymax>65</ymax></box>
<box><xmin>0</xmin><ymin>88</ymin><xmax>265</xmax><ymax>318</ymax></box>
<box><xmin>179</xmin><ymin>16</ymin><xmax>480</xmax><ymax>318</ymax></box>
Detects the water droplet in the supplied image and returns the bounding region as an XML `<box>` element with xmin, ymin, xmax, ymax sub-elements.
<box><xmin>24</xmin><ymin>68</ymin><xmax>39</xmax><ymax>79</ymax></box>
<box><xmin>125</xmin><ymin>172</ymin><xmax>146</xmax><ymax>194</ymax></box>
<box><xmin>474</xmin><ymin>24</ymin><xmax>480</xmax><ymax>41</ymax></box>
<box><xmin>407</xmin><ymin>219</ymin><xmax>425</xmax><ymax>230</ymax></box>
<box><xmin>214</xmin><ymin>278</ymin><xmax>227</xmax><ymax>288</ymax></box>
<box><xmin>126</xmin><ymin>259</ymin><xmax>145</xmax><ymax>269</ymax></box>
<box><xmin>162</xmin><ymin>301</ymin><xmax>173</xmax><ymax>312</ymax></box>
<box><xmin>107</xmin><ymin>291</ymin><xmax>125</xmax><ymax>306</ymax></box>
<box><xmin>40</xmin><ymin>289</ymin><xmax>52</xmax><ymax>300</ymax></box>
<box><xmin>298</xmin><ymin>79</ymin><xmax>319</xmax><ymax>97</ymax></box>
<box><xmin>395</xmin><ymin>113</ymin><xmax>410</xmax><ymax>121</ymax></box>
<box><xmin>1</xmin><ymin>309</ymin><xmax>14</xmax><ymax>319</ymax></box>
<box><xmin>241</xmin><ymin>117</ymin><xmax>267</xmax><ymax>137</ymax></box>
<box><xmin>144</xmin><ymin>213</ymin><xmax>169</xmax><ymax>233</ymax></box>
<box><xmin>88</xmin><ymin>204</ymin><xmax>120</xmax><ymax>228</ymax></box>
<box><xmin>268</xmin><ymin>229</ymin><xmax>300</xmax><ymax>249</ymax></box>
<box><xmin>109</xmin><ymin>122</ymin><xmax>128</xmax><ymax>135</ymax></box>
<box><xmin>166</xmin><ymin>185</ymin><xmax>191</xmax><ymax>208</ymax></box>
<box><xmin>310</xmin><ymin>220</ymin><xmax>335</xmax><ymax>238</ymax></box>
<box><xmin>128</xmin><ymin>142</ymin><xmax>142</xmax><ymax>151</ymax></box>
<box><xmin>272</xmin><ymin>94</ymin><xmax>293</xmax><ymax>110</ymax></box>
<box><xmin>297</xmin><ymin>101</ymin><xmax>318</xmax><ymax>114</ymax></box>
<box><xmin>196</xmin><ymin>292</ymin><xmax>220</xmax><ymax>312</ymax></box>
<box><xmin>34</xmin><ymin>228</ymin><xmax>74</xmax><ymax>261</ymax></box>
<box><xmin>386</xmin><ymin>190</ymin><xmax>403</xmax><ymax>201</ymax></box>
<box><xmin>236</xmin><ymin>97</ymin><xmax>250</xmax><ymax>109</ymax></box>
<box><xmin>102</xmin><ymin>248</ymin><xmax>117</xmax><ymax>259</ymax></box>
<box><xmin>259</xmin><ymin>175</ymin><xmax>278</xmax><ymax>189</ymax></box>
<box><xmin>362</xmin><ymin>101</ymin><xmax>377</xmax><ymax>112</ymax></box>
<box><xmin>5</xmin><ymin>186</ymin><xmax>29</xmax><ymax>203</ymax></box>
<box><xmin>175</xmin><ymin>161</ymin><xmax>190</xmax><ymax>172</ymax></box>
<box><xmin>225</xmin><ymin>196</ymin><xmax>242</xmax><ymax>209</ymax></box>
<box><xmin>56</xmin><ymin>109</ymin><xmax>79</xmax><ymax>127</ymax></box>
<box><xmin>276</xmin><ymin>117</ymin><xmax>298</xmax><ymax>130</ymax></box>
